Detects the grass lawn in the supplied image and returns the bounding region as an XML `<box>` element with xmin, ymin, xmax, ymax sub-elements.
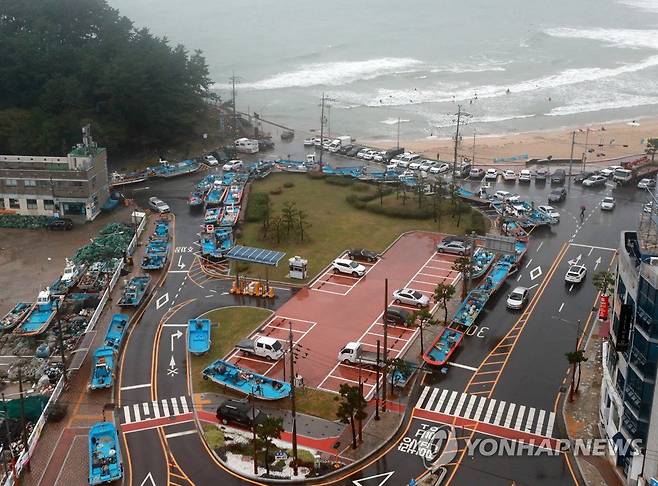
<box><xmin>240</xmin><ymin>173</ymin><xmax>484</xmax><ymax>282</ymax></box>
<box><xmin>191</xmin><ymin>306</ymin><xmax>273</xmax><ymax>394</ymax></box>
<box><xmin>279</xmin><ymin>387</ymin><xmax>341</xmax><ymax>422</ymax></box>
<box><xmin>203</xmin><ymin>424</ymin><xmax>225</xmax><ymax>450</ymax></box>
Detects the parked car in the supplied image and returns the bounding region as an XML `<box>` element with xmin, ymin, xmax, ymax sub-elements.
<box><xmin>502</xmin><ymin>170</ymin><xmax>516</xmax><ymax>181</ymax></box>
<box><xmin>600</xmin><ymin>196</ymin><xmax>616</xmax><ymax>211</ymax></box>
<box><xmin>535</xmin><ymin>168</ymin><xmax>548</xmax><ymax>182</ymax></box>
<box><xmin>148</xmin><ymin>197</ymin><xmax>170</xmax><ymax>213</ymax></box>
<box><xmin>644</xmin><ymin>202</ymin><xmax>653</xmax><ymax>213</ymax></box>
<box><xmin>485</xmin><ymin>168</ymin><xmax>499</xmax><ymax>180</ymax></box>
<box><xmin>47</xmin><ymin>217</ymin><xmax>74</xmax><ymax>230</ymax></box>
<box><xmin>518</xmin><ymin>170</ymin><xmax>532</xmax><ymax>183</ymax></box>
<box><xmin>363</xmin><ymin>150</ymin><xmax>378</xmax><ymax>160</ymax></box>
<box><xmin>331</xmin><ymin>258</ymin><xmax>366</xmax><ymax>277</ymax></box>
<box><xmin>429</xmin><ymin>163</ymin><xmax>450</xmax><ymax>174</ymax></box>
<box><xmin>347</xmin><ymin>248</ymin><xmax>378</xmax><ymax>262</ymax></box>
<box><xmin>436</xmin><ymin>240</ymin><xmax>471</xmax><ymax>255</ymax></box>
<box><xmin>356</xmin><ymin>149</ymin><xmax>370</xmax><ymax>159</ymax></box>
<box><xmin>216</xmin><ymin>399</ymin><xmax>264</xmax><ymax>427</ymax></box>
<box><xmin>303</xmin><ymin>138</ymin><xmax>314</xmax><ymax>147</ymax></box>
<box><xmin>337</xmin><ymin>145</ymin><xmax>353</xmax><ymax>155</ymax></box>
<box><xmin>582</xmin><ymin>175</ymin><xmax>607</xmax><ymax>188</ymax></box>
<box><xmin>506</xmin><ymin>286</ymin><xmax>529</xmax><ymax>310</ymax></box>
<box><xmin>537</xmin><ymin>205</ymin><xmax>560</xmax><ymax>222</ymax></box>
<box><xmin>419</xmin><ymin>160</ymin><xmax>435</xmax><ymax>171</ymax></box>
<box><xmin>574</xmin><ymin>171</ymin><xmax>595</xmax><ymax>184</ymax></box>
<box><xmin>204</xmin><ymin>155</ymin><xmax>219</xmax><ymax>166</ymax></box>
<box><xmin>494</xmin><ymin>190</ymin><xmax>520</xmax><ymax>202</ymax></box>
<box><xmin>347</xmin><ymin>146</ymin><xmax>363</xmax><ymax>157</ymax></box>
<box><xmin>469</xmin><ymin>168</ymin><xmax>485</xmax><ymax>179</ymax></box>
<box><xmin>638</xmin><ymin>178</ymin><xmax>656</xmax><ymax>189</ymax></box>
<box><xmin>550</xmin><ymin>169</ymin><xmax>566</xmax><ymax>184</ymax></box>
<box><xmin>565</xmin><ymin>264</ymin><xmax>587</xmax><ymax>283</ymax></box>
<box><xmin>373</xmin><ymin>151</ymin><xmax>387</xmax><ymax>162</ymax></box>
<box><xmin>600</xmin><ymin>165</ymin><xmax>622</xmax><ymax>177</ymax></box>
<box><xmin>385</xmin><ymin>307</ymin><xmax>411</xmax><ymax>326</ymax></box>
<box><xmin>409</xmin><ymin>160</ymin><xmax>423</xmax><ymax>170</ymax></box>
<box><xmin>258</xmin><ymin>139</ymin><xmax>275</xmax><ymax>150</ymax></box>
<box><xmin>393</xmin><ymin>288</ymin><xmax>430</xmax><ymax>308</ymax></box>
<box><xmin>548</xmin><ymin>188</ymin><xmax>567</xmax><ymax>203</ymax></box>
<box><xmin>222</xmin><ymin>160</ymin><xmax>243</xmax><ymax>172</ymax></box>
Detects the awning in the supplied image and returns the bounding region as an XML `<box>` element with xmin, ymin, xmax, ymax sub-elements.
<box><xmin>226</xmin><ymin>245</ymin><xmax>286</xmax><ymax>266</ymax></box>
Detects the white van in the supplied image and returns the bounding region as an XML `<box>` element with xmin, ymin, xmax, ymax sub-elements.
<box><xmin>235</xmin><ymin>138</ymin><xmax>259</xmax><ymax>154</ymax></box>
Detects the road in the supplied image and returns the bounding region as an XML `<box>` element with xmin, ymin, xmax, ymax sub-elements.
<box><xmin>116</xmin><ymin>150</ymin><xmax>649</xmax><ymax>486</ymax></box>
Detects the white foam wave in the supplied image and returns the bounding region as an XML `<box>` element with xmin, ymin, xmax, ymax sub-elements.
<box><xmin>430</xmin><ymin>63</ymin><xmax>507</xmax><ymax>74</ymax></box>
<box><xmin>426</xmin><ymin>113</ymin><xmax>534</xmax><ymax>128</ymax></box>
<box><xmin>618</xmin><ymin>0</ymin><xmax>658</xmax><ymax>13</ymax></box>
<box><xmin>546</xmin><ymin>95</ymin><xmax>658</xmax><ymax>116</ymax></box>
<box><xmin>213</xmin><ymin>58</ymin><xmax>423</xmax><ymax>90</ymax></box>
<box><xmin>380</xmin><ymin>118</ymin><xmax>411</xmax><ymax>125</ymax></box>
<box><xmin>545</xmin><ymin>27</ymin><xmax>658</xmax><ymax>50</ymax></box>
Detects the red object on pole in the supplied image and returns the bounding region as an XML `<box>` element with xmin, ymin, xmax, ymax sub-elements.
<box><xmin>599</xmin><ymin>295</ymin><xmax>609</xmax><ymax>321</ymax></box>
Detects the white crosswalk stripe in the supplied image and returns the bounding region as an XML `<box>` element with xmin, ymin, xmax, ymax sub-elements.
<box><xmin>121</xmin><ymin>396</ymin><xmax>192</xmax><ymax>424</ymax></box>
<box><xmin>414</xmin><ymin>386</ymin><xmax>556</xmax><ymax>438</ymax></box>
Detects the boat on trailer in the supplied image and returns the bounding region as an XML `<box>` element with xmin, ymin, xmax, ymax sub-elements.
<box><xmin>103</xmin><ymin>314</ymin><xmax>129</xmax><ymax>351</ymax></box>
<box><xmin>88</xmin><ymin>421</ymin><xmax>123</xmax><ymax>485</ymax></box>
<box><xmin>187</xmin><ymin>319</ymin><xmax>211</xmax><ymax>355</ymax></box>
<box><xmin>15</xmin><ymin>289</ymin><xmax>60</xmax><ymax>336</ymax></box>
<box><xmin>423</xmin><ymin>328</ymin><xmax>464</xmax><ymax>366</ymax></box>
<box><xmin>0</xmin><ymin>303</ymin><xmax>31</xmax><ymax>332</ymax></box>
<box><xmin>118</xmin><ymin>275</ymin><xmax>151</xmax><ymax>307</ymax></box>
<box><xmin>202</xmin><ymin>359</ymin><xmax>291</xmax><ymax>400</ymax></box>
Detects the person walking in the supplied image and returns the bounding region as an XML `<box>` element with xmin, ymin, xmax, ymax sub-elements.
<box><xmin>580</xmin><ymin>205</ymin><xmax>586</xmax><ymax>223</ymax></box>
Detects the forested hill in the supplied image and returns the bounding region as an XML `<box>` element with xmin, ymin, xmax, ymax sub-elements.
<box><xmin>0</xmin><ymin>0</ymin><xmax>212</xmax><ymax>155</ymax></box>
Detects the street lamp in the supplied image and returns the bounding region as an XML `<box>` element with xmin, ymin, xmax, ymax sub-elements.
<box><xmin>552</xmin><ymin>316</ymin><xmax>582</xmax><ymax>402</ymax></box>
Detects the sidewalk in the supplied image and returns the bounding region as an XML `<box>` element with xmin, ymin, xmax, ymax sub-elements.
<box><xmin>563</xmin><ymin>318</ymin><xmax>624</xmax><ymax>486</ymax></box>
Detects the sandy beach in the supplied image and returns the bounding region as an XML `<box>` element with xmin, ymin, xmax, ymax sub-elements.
<box><xmin>365</xmin><ymin>117</ymin><xmax>658</xmax><ymax>166</ymax></box>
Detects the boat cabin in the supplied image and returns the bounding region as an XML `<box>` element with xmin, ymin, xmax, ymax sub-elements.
<box><xmin>235</xmin><ymin>138</ymin><xmax>259</xmax><ymax>154</ymax></box>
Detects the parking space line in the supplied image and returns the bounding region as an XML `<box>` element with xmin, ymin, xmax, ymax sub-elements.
<box><xmin>311</xmin><ymin>288</ymin><xmax>348</xmax><ymax>296</ymax></box>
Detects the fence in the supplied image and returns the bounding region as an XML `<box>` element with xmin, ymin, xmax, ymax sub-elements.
<box><xmin>127</xmin><ymin>211</ymin><xmax>147</xmax><ymax>256</ymax></box>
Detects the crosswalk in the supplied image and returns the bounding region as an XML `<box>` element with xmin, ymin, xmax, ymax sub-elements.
<box><xmin>121</xmin><ymin>396</ymin><xmax>192</xmax><ymax>424</ymax></box>
<box><xmin>415</xmin><ymin>386</ymin><xmax>556</xmax><ymax>438</ymax></box>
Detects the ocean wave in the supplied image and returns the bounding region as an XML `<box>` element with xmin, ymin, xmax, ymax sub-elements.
<box><xmin>426</xmin><ymin>113</ymin><xmax>535</xmax><ymax>128</ymax></box>
<box><xmin>339</xmin><ymin>55</ymin><xmax>658</xmax><ymax>107</ymax></box>
<box><xmin>430</xmin><ymin>62</ymin><xmax>507</xmax><ymax>74</ymax></box>
<box><xmin>213</xmin><ymin>58</ymin><xmax>423</xmax><ymax>90</ymax></box>
<box><xmin>380</xmin><ymin>118</ymin><xmax>411</xmax><ymax>125</ymax></box>
<box><xmin>546</xmin><ymin>95</ymin><xmax>658</xmax><ymax>116</ymax></box>
<box><xmin>545</xmin><ymin>27</ymin><xmax>658</xmax><ymax>50</ymax></box>
<box><xmin>618</xmin><ymin>0</ymin><xmax>658</xmax><ymax>13</ymax></box>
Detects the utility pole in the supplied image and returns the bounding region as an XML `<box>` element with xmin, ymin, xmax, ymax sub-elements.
<box><xmin>569</xmin><ymin>319</ymin><xmax>581</xmax><ymax>403</ymax></box>
<box><xmin>358</xmin><ymin>358</ymin><xmax>363</xmax><ymax>443</ymax></box>
<box><xmin>229</xmin><ymin>74</ymin><xmax>240</xmax><ymax>141</ymax></box>
<box><xmin>289</xmin><ymin>322</ymin><xmax>299</xmax><ymax>475</ymax></box>
<box><xmin>582</xmin><ymin>128</ymin><xmax>591</xmax><ymax>172</ymax></box>
<box><xmin>17</xmin><ymin>366</ymin><xmax>29</xmax><ymax>472</ymax></box>
<box><xmin>382</xmin><ymin>279</ymin><xmax>388</xmax><ymax>411</ymax></box>
<box><xmin>319</xmin><ymin>93</ymin><xmax>326</xmax><ymax>164</ymax></box>
<box><xmin>568</xmin><ymin>130</ymin><xmax>576</xmax><ymax>190</ymax></box>
<box><xmin>397</xmin><ymin>117</ymin><xmax>401</xmax><ymax>150</ymax></box>
<box><xmin>472</xmin><ymin>129</ymin><xmax>477</xmax><ymax>167</ymax></box>
<box><xmin>251</xmin><ymin>388</ymin><xmax>258</xmax><ymax>475</ymax></box>
<box><xmin>452</xmin><ymin>105</ymin><xmax>471</xmax><ymax>180</ymax></box>
<box><xmin>56</xmin><ymin>319</ymin><xmax>68</xmax><ymax>385</ymax></box>
<box><xmin>375</xmin><ymin>340</ymin><xmax>380</xmax><ymax>421</ymax></box>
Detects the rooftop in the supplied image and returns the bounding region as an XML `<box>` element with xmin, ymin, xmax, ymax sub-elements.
<box><xmin>68</xmin><ymin>145</ymin><xmax>105</xmax><ymax>158</ymax></box>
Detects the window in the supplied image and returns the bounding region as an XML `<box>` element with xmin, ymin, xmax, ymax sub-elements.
<box><xmin>9</xmin><ymin>198</ymin><xmax>20</xmax><ymax>209</ymax></box>
<box><xmin>5</xmin><ymin>179</ymin><xmax>17</xmax><ymax>187</ymax></box>
<box><xmin>0</xmin><ymin>199</ymin><xmax>4</xmax><ymax>209</ymax></box>
<box><xmin>90</xmin><ymin>175</ymin><xmax>97</xmax><ymax>188</ymax></box>
<box><xmin>26</xmin><ymin>199</ymin><xmax>37</xmax><ymax>209</ymax></box>
<box><xmin>43</xmin><ymin>199</ymin><xmax>54</xmax><ymax>210</ymax></box>
<box><xmin>24</xmin><ymin>180</ymin><xmax>36</xmax><ymax>187</ymax></box>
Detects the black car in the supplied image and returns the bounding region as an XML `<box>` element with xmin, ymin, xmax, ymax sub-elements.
<box><xmin>216</xmin><ymin>399</ymin><xmax>264</xmax><ymax>427</ymax></box>
<box><xmin>550</xmin><ymin>169</ymin><xmax>566</xmax><ymax>185</ymax></box>
<box><xmin>382</xmin><ymin>147</ymin><xmax>405</xmax><ymax>163</ymax></box>
<box><xmin>574</xmin><ymin>171</ymin><xmax>595</xmax><ymax>184</ymax></box>
<box><xmin>347</xmin><ymin>146</ymin><xmax>363</xmax><ymax>157</ymax></box>
<box><xmin>47</xmin><ymin>218</ymin><xmax>73</xmax><ymax>230</ymax></box>
<box><xmin>347</xmin><ymin>248</ymin><xmax>378</xmax><ymax>262</ymax></box>
<box><xmin>337</xmin><ymin>145</ymin><xmax>353</xmax><ymax>155</ymax></box>
<box><xmin>385</xmin><ymin>307</ymin><xmax>411</xmax><ymax>326</ymax></box>
<box><xmin>548</xmin><ymin>187</ymin><xmax>567</xmax><ymax>203</ymax></box>
<box><xmin>258</xmin><ymin>139</ymin><xmax>275</xmax><ymax>150</ymax></box>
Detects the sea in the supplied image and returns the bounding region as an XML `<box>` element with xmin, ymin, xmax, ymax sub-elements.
<box><xmin>109</xmin><ymin>0</ymin><xmax>658</xmax><ymax>143</ymax></box>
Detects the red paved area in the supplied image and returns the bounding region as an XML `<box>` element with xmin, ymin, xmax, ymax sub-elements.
<box><xmin>225</xmin><ymin>231</ymin><xmax>462</xmax><ymax>397</ymax></box>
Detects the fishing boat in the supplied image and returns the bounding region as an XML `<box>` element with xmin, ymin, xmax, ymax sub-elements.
<box><xmin>89</xmin><ymin>346</ymin><xmax>115</xmax><ymax>390</ymax></box>
<box><xmin>140</xmin><ymin>238</ymin><xmax>170</xmax><ymax>270</ymax></box>
<box><xmin>196</xmin><ymin>174</ymin><xmax>216</xmax><ymax>193</ymax></box>
<box><xmin>15</xmin><ymin>289</ymin><xmax>60</xmax><ymax>336</ymax></box>
<box><xmin>471</xmin><ymin>250</ymin><xmax>496</xmax><ymax>279</ymax></box>
<box><xmin>200</xmin><ymin>233</ymin><xmax>222</xmax><ymax>260</ymax></box>
<box><xmin>188</xmin><ymin>191</ymin><xmax>204</xmax><ymax>209</ymax></box>
<box><xmin>109</xmin><ymin>170</ymin><xmax>149</xmax><ymax>188</ymax></box>
<box><xmin>154</xmin><ymin>219</ymin><xmax>170</xmax><ymax>240</ymax></box>
<box><xmin>422</xmin><ymin>328</ymin><xmax>464</xmax><ymax>366</ymax></box>
<box><xmin>202</xmin><ymin>360</ymin><xmax>291</xmax><ymax>400</ymax></box>
<box><xmin>451</xmin><ymin>288</ymin><xmax>490</xmax><ymax>330</ymax></box>
<box><xmin>221</xmin><ymin>172</ymin><xmax>236</xmax><ymax>186</ymax></box>
<box><xmin>88</xmin><ymin>421</ymin><xmax>123</xmax><ymax>485</ymax></box>
<box><xmin>388</xmin><ymin>361</ymin><xmax>417</xmax><ymax>387</ymax></box>
<box><xmin>204</xmin><ymin>207</ymin><xmax>222</xmax><ymax>225</ymax></box>
<box><xmin>219</xmin><ymin>205</ymin><xmax>240</xmax><ymax>227</ymax></box>
<box><xmin>215</xmin><ymin>227</ymin><xmax>234</xmax><ymax>255</ymax></box>
<box><xmin>205</xmin><ymin>182</ymin><xmax>226</xmax><ymax>207</ymax></box>
<box><xmin>118</xmin><ymin>275</ymin><xmax>151</xmax><ymax>307</ymax></box>
<box><xmin>149</xmin><ymin>159</ymin><xmax>200</xmax><ymax>178</ymax></box>
<box><xmin>187</xmin><ymin>319</ymin><xmax>211</xmax><ymax>355</ymax></box>
<box><xmin>0</xmin><ymin>303</ymin><xmax>31</xmax><ymax>331</ymax></box>
<box><xmin>103</xmin><ymin>314</ymin><xmax>129</xmax><ymax>351</ymax></box>
<box><xmin>281</xmin><ymin>130</ymin><xmax>294</xmax><ymax>140</ymax></box>
<box><xmin>222</xmin><ymin>184</ymin><xmax>244</xmax><ymax>206</ymax></box>
<box><xmin>51</xmin><ymin>259</ymin><xmax>86</xmax><ymax>296</ymax></box>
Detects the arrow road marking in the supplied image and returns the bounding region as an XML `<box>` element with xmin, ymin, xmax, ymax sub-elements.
<box><xmin>352</xmin><ymin>471</ymin><xmax>395</xmax><ymax>486</ymax></box>
<box><xmin>170</xmin><ymin>330</ymin><xmax>183</xmax><ymax>352</ymax></box>
<box><xmin>177</xmin><ymin>255</ymin><xmax>186</xmax><ymax>269</ymax></box>
<box><xmin>139</xmin><ymin>473</ymin><xmax>156</xmax><ymax>486</ymax></box>
<box><xmin>567</xmin><ymin>254</ymin><xmax>582</xmax><ymax>266</ymax></box>
<box><xmin>156</xmin><ymin>293</ymin><xmax>169</xmax><ymax>310</ymax></box>
<box><xmin>594</xmin><ymin>256</ymin><xmax>602</xmax><ymax>271</ymax></box>
<box><xmin>169</xmin><ymin>355</ymin><xmax>175</xmax><ymax>368</ymax></box>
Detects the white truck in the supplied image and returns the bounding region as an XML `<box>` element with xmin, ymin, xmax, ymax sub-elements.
<box><xmin>328</xmin><ymin>136</ymin><xmax>352</xmax><ymax>153</ymax></box>
<box><xmin>235</xmin><ymin>336</ymin><xmax>284</xmax><ymax>360</ymax></box>
<box><xmin>338</xmin><ymin>342</ymin><xmax>382</xmax><ymax>368</ymax></box>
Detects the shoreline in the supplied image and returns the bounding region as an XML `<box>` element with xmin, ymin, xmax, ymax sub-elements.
<box><xmin>361</xmin><ymin>116</ymin><xmax>658</xmax><ymax>164</ymax></box>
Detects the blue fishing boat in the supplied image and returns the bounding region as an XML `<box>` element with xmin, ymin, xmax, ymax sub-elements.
<box><xmin>423</xmin><ymin>328</ymin><xmax>464</xmax><ymax>366</ymax></box>
<box><xmin>388</xmin><ymin>361</ymin><xmax>417</xmax><ymax>387</ymax></box>
<box><xmin>196</xmin><ymin>174</ymin><xmax>216</xmax><ymax>193</ymax></box>
<box><xmin>200</xmin><ymin>233</ymin><xmax>222</xmax><ymax>260</ymax></box>
<box><xmin>140</xmin><ymin>238</ymin><xmax>170</xmax><ymax>270</ymax></box>
<box><xmin>205</xmin><ymin>182</ymin><xmax>226</xmax><ymax>207</ymax></box>
<box><xmin>204</xmin><ymin>207</ymin><xmax>222</xmax><ymax>225</ymax></box>
<box><xmin>215</xmin><ymin>227</ymin><xmax>234</xmax><ymax>254</ymax></box>
<box><xmin>222</xmin><ymin>184</ymin><xmax>244</xmax><ymax>206</ymax></box>
<box><xmin>221</xmin><ymin>172</ymin><xmax>237</xmax><ymax>185</ymax></box>
<box><xmin>88</xmin><ymin>421</ymin><xmax>123</xmax><ymax>485</ymax></box>
<box><xmin>202</xmin><ymin>360</ymin><xmax>291</xmax><ymax>400</ymax></box>
<box><xmin>118</xmin><ymin>275</ymin><xmax>151</xmax><ymax>307</ymax></box>
<box><xmin>103</xmin><ymin>314</ymin><xmax>129</xmax><ymax>351</ymax></box>
<box><xmin>15</xmin><ymin>289</ymin><xmax>60</xmax><ymax>336</ymax></box>
<box><xmin>51</xmin><ymin>259</ymin><xmax>86</xmax><ymax>295</ymax></box>
<box><xmin>219</xmin><ymin>205</ymin><xmax>240</xmax><ymax>227</ymax></box>
<box><xmin>451</xmin><ymin>289</ymin><xmax>490</xmax><ymax>330</ymax></box>
<box><xmin>471</xmin><ymin>249</ymin><xmax>496</xmax><ymax>279</ymax></box>
<box><xmin>187</xmin><ymin>319</ymin><xmax>211</xmax><ymax>355</ymax></box>
<box><xmin>188</xmin><ymin>191</ymin><xmax>204</xmax><ymax>208</ymax></box>
<box><xmin>89</xmin><ymin>346</ymin><xmax>115</xmax><ymax>390</ymax></box>
<box><xmin>0</xmin><ymin>302</ymin><xmax>31</xmax><ymax>331</ymax></box>
<box><xmin>154</xmin><ymin>219</ymin><xmax>170</xmax><ymax>240</ymax></box>
<box><xmin>149</xmin><ymin>159</ymin><xmax>200</xmax><ymax>178</ymax></box>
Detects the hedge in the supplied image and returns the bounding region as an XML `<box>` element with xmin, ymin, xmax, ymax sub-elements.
<box><xmin>0</xmin><ymin>214</ymin><xmax>50</xmax><ymax>229</ymax></box>
<box><xmin>245</xmin><ymin>192</ymin><xmax>270</xmax><ymax>222</ymax></box>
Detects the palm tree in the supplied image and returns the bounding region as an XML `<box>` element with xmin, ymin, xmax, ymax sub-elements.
<box><xmin>335</xmin><ymin>384</ymin><xmax>368</xmax><ymax>449</ymax></box>
<box><xmin>452</xmin><ymin>256</ymin><xmax>472</xmax><ymax>299</ymax></box>
<box><xmin>433</xmin><ymin>283</ymin><xmax>456</xmax><ymax>325</ymax></box>
<box><xmin>592</xmin><ymin>271</ymin><xmax>615</xmax><ymax>296</ymax></box>
<box><xmin>565</xmin><ymin>349</ymin><xmax>588</xmax><ymax>401</ymax></box>
<box><xmin>256</xmin><ymin>415</ymin><xmax>284</xmax><ymax>475</ymax></box>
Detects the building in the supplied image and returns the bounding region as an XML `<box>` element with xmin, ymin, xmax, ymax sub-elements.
<box><xmin>600</xmin><ymin>207</ymin><xmax>658</xmax><ymax>484</ymax></box>
<box><xmin>0</xmin><ymin>125</ymin><xmax>109</xmax><ymax>221</ymax></box>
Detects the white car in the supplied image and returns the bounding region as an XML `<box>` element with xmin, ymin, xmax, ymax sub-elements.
<box><xmin>373</xmin><ymin>151</ymin><xmax>386</xmax><ymax>162</ymax></box>
<box><xmin>222</xmin><ymin>160</ymin><xmax>243</xmax><ymax>172</ymax></box>
<box><xmin>430</xmin><ymin>163</ymin><xmax>450</xmax><ymax>174</ymax></box>
<box><xmin>502</xmin><ymin>170</ymin><xmax>516</xmax><ymax>181</ymax></box>
<box><xmin>506</xmin><ymin>286</ymin><xmax>529</xmax><ymax>310</ymax></box>
<box><xmin>638</xmin><ymin>178</ymin><xmax>656</xmax><ymax>189</ymax></box>
<box><xmin>644</xmin><ymin>202</ymin><xmax>653</xmax><ymax>213</ymax></box>
<box><xmin>204</xmin><ymin>155</ymin><xmax>219</xmax><ymax>166</ymax></box>
<box><xmin>312</xmin><ymin>137</ymin><xmax>322</xmax><ymax>146</ymax></box>
<box><xmin>303</xmin><ymin>138</ymin><xmax>315</xmax><ymax>146</ymax></box>
<box><xmin>356</xmin><ymin>149</ymin><xmax>370</xmax><ymax>159</ymax></box>
<box><xmin>600</xmin><ymin>196</ymin><xmax>616</xmax><ymax>211</ymax></box>
<box><xmin>409</xmin><ymin>160</ymin><xmax>423</xmax><ymax>170</ymax></box>
<box><xmin>518</xmin><ymin>169</ymin><xmax>532</xmax><ymax>182</ymax></box>
<box><xmin>386</xmin><ymin>162</ymin><xmax>398</xmax><ymax>170</ymax></box>
<box><xmin>600</xmin><ymin>165</ymin><xmax>622</xmax><ymax>177</ymax></box>
<box><xmin>485</xmin><ymin>168</ymin><xmax>499</xmax><ymax>180</ymax></box>
<box><xmin>565</xmin><ymin>264</ymin><xmax>587</xmax><ymax>283</ymax></box>
<box><xmin>363</xmin><ymin>150</ymin><xmax>378</xmax><ymax>160</ymax></box>
<box><xmin>494</xmin><ymin>190</ymin><xmax>520</xmax><ymax>202</ymax></box>
<box><xmin>583</xmin><ymin>175</ymin><xmax>607</xmax><ymax>187</ymax></box>
<box><xmin>399</xmin><ymin>170</ymin><xmax>415</xmax><ymax>178</ymax></box>
<box><xmin>537</xmin><ymin>205</ymin><xmax>560</xmax><ymax>222</ymax></box>
<box><xmin>393</xmin><ymin>288</ymin><xmax>430</xmax><ymax>308</ymax></box>
<box><xmin>419</xmin><ymin>160</ymin><xmax>435</xmax><ymax>171</ymax></box>
<box><xmin>148</xmin><ymin>197</ymin><xmax>170</xmax><ymax>213</ymax></box>
<box><xmin>331</xmin><ymin>258</ymin><xmax>366</xmax><ymax>277</ymax></box>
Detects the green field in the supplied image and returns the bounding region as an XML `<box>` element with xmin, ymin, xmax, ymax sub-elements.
<box><xmin>240</xmin><ymin>173</ymin><xmax>485</xmax><ymax>282</ymax></box>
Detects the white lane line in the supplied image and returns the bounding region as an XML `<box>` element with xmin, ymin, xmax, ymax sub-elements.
<box><xmin>416</xmin><ymin>387</ymin><xmax>430</xmax><ymax>408</ymax></box>
<box><xmin>536</xmin><ymin>242</ymin><xmax>544</xmax><ymax>252</ymax></box>
<box><xmin>588</xmin><ymin>247</ymin><xmax>593</xmax><ymax>256</ymax></box>
<box><xmin>546</xmin><ymin>412</ymin><xmax>556</xmax><ymax>437</ymax></box>
<box><xmin>569</xmin><ymin>284</ymin><xmax>574</xmax><ymax>292</ymax></box>
<box><xmin>434</xmin><ymin>389</ymin><xmax>450</xmax><ymax>413</ymax></box>
<box><xmin>525</xmin><ymin>259</ymin><xmax>533</xmax><ymax>269</ymax></box>
<box><xmin>180</xmin><ymin>396</ymin><xmax>190</xmax><ymax>414</ymax></box>
<box><xmin>132</xmin><ymin>404</ymin><xmax>141</xmax><ymax>423</ymax></box>
<box><xmin>514</xmin><ymin>405</ymin><xmax>526</xmax><ymax>430</ymax></box>
<box><xmin>120</xmin><ymin>383</ymin><xmax>151</xmax><ymax>391</ymax></box>
<box><xmin>503</xmin><ymin>403</ymin><xmax>516</xmax><ymax>428</ymax></box>
<box><xmin>569</xmin><ymin>243</ymin><xmax>616</xmax><ymax>252</ymax></box>
<box><xmin>123</xmin><ymin>406</ymin><xmax>132</xmax><ymax>424</ymax></box>
<box><xmin>165</xmin><ymin>429</ymin><xmax>197</xmax><ymax>439</ymax></box>
<box><xmin>152</xmin><ymin>401</ymin><xmax>161</xmax><ymax>419</ymax></box>
<box><xmin>170</xmin><ymin>398</ymin><xmax>180</xmax><ymax>416</ymax></box>
<box><xmin>558</xmin><ymin>302</ymin><xmax>565</xmax><ymax>313</ymax></box>
<box><xmin>483</xmin><ymin>399</ymin><xmax>497</xmax><ymax>423</ymax></box>
<box><xmin>517</xmin><ymin>274</ymin><xmax>522</xmax><ymax>282</ymax></box>
<box><xmin>528</xmin><ymin>284</ymin><xmax>539</xmax><ymax>290</ymax></box>
<box><xmin>161</xmin><ymin>399</ymin><xmax>170</xmax><ymax>418</ymax></box>
<box><xmin>142</xmin><ymin>402</ymin><xmax>150</xmax><ymax>418</ymax></box>
<box><xmin>448</xmin><ymin>361</ymin><xmax>478</xmax><ymax>372</ymax></box>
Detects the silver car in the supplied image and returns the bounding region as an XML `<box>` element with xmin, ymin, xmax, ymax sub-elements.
<box><xmin>392</xmin><ymin>288</ymin><xmax>430</xmax><ymax>308</ymax></box>
<box><xmin>148</xmin><ymin>197</ymin><xmax>170</xmax><ymax>213</ymax></box>
<box><xmin>436</xmin><ymin>240</ymin><xmax>471</xmax><ymax>255</ymax></box>
<box><xmin>506</xmin><ymin>286</ymin><xmax>529</xmax><ymax>310</ymax></box>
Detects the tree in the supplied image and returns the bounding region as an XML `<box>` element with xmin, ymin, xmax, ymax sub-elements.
<box><xmin>452</xmin><ymin>256</ymin><xmax>473</xmax><ymax>299</ymax></box>
<box><xmin>433</xmin><ymin>283</ymin><xmax>456</xmax><ymax>325</ymax></box>
<box><xmin>647</xmin><ymin>138</ymin><xmax>658</xmax><ymax>163</ymax></box>
<box><xmin>565</xmin><ymin>349</ymin><xmax>588</xmax><ymax>401</ymax></box>
<box><xmin>377</xmin><ymin>182</ymin><xmax>385</xmax><ymax>205</ymax></box>
<box><xmin>401</xmin><ymin>185</ymin><xmax>408</xmax><ymax>207</ymax></box>
<box><xmin>270</xmin><ymin>216</ymin><xmax>283</xmax><ymax>244</ymax></box>
<box><xmin>256</xmin><ymin>415</ymin><xmax>284</xmax><ymax>475</ymax></box>
<box><xmin>297</xmin><ymin>209</ymin><xmax>311</xmax><ymax>242</ymax></box>
<box><xmin>335</xmin><ymin>384</ymin><xmax>368</xmax><ymax>449</ymax></box>
<box><xmin>415</xmin><ymin>308</ymin><xmax>435</xmax><ymax>356</ymax></box>
<box><xmin>281</xmin><ymin>201</ymin><xmax>298</xmax><ymax>239</ymax></box>
<box><xmin>592</xmin><ymin>271</ymin><xmax>615</xmax><ymax>296</ymax></box>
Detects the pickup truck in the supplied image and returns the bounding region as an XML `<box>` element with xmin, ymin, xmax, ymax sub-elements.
<box><xmin>235</xmin><ymin>336</ymin><xmax>284</xmax><ymax>361</ymax></box>
<box><xmin>338</xmin><ymin>342</ymin><xmax>382</xmax><ymax>368</ymax></box>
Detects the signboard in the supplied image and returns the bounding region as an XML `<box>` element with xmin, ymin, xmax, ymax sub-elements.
<box><xmin>621</xmin><ymin>155</ymin><xmax>649</xmax><ymax>170</ymax></box>
<box><xmin>599</xmin><ymin>295</ymin><xmax>610</xmax><ymax>321</ymax></box>
<box><xmin>616</xmin><ymin>304</ymin><xmax>633</xmax><ymax>352</ymax></box>
<box><xmin>482</xmin><ymin>234</ymin><xmax>517</xmax><ymax>255</ymax></box>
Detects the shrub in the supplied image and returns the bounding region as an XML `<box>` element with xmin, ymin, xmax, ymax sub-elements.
<box><xmin>270</xmin><ymin>187</ymin><xmax>283</xmax><ymax>195</ymax></box>
<box><xmin>325</xmin><ymin>177</ymin><xmax>353</xmax><ymax>187</ymax></box>
<box><xmin>283</xmin><ymin>182</ymin><xmax>295</xmax><ymax>188</ymax></box>
<box><xmin>245</xmin><ymin>192</ymin><xmax>270</xmax><ymax>222</ymax></box>
<box><xmin>350</xmin><ymin>182</ymin><xmax>371</xmax><ymax>193</ymax></box>
<box><xmin>307</xmin><ymin>172</ymin><xmax>325</xmax><ymax>180</ymax></box>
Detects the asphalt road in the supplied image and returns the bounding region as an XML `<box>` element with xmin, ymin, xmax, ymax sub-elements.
<box><xmin>115</xmin><ymin>151</ymin><xmax>651</xmax><ymax>486</ymax></box>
